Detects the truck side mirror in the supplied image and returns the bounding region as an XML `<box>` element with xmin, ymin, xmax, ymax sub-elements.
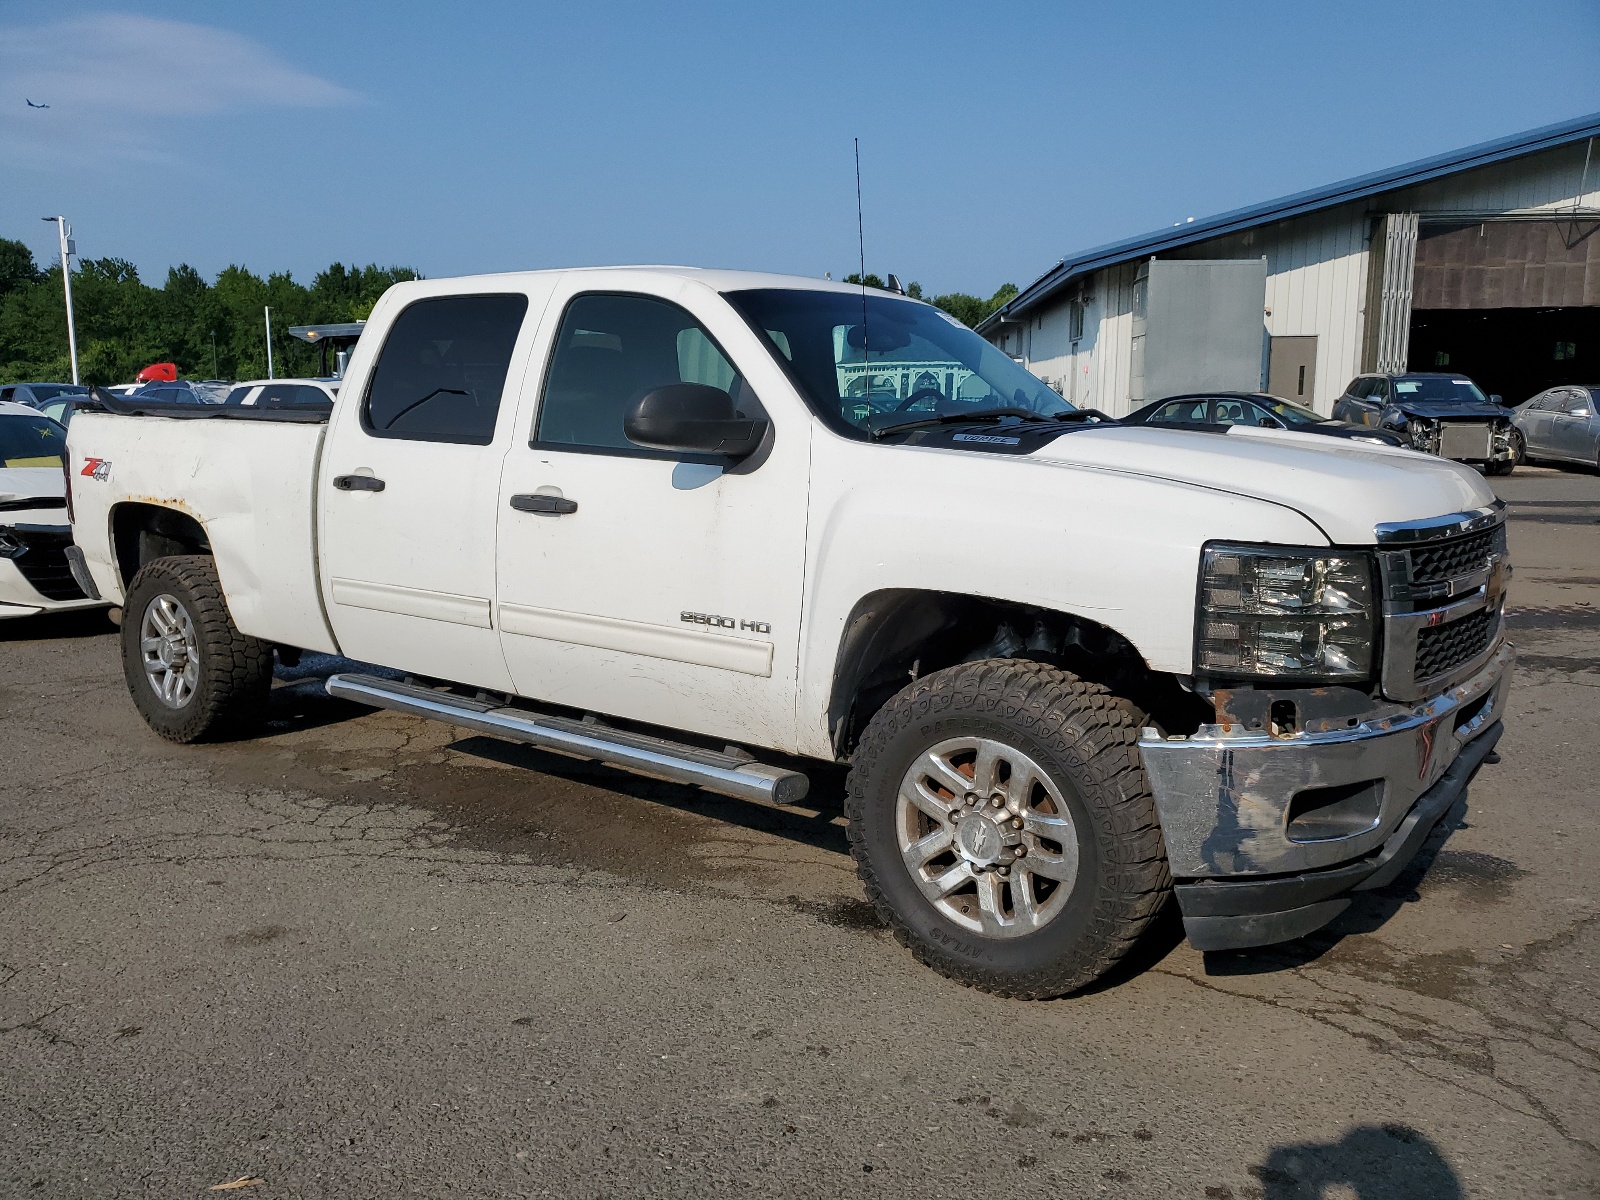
<box><xmin>624</xmin><ymin>383</ymin><xmax>768</xmax><ymax>458</ymax></box>
<box><xmin>1490</xmin><ymin>394</ymin><xmax>1504</xmax><ymax>405</ymax></box>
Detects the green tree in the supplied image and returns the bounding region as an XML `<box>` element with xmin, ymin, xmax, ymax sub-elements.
<box><xmin>0</xmin><ymin>239</ymin><xmax>44</xmax><ymax>297</ymax></box>
<box><xmin>0</xmin><ymin>242</ymin><xmax>421</xmax><ymax>386</ymax></box>
<box><xmin>839</xmin><ymin>273</ymin><xmax>1018</xmax><ymax>329</ymax></box>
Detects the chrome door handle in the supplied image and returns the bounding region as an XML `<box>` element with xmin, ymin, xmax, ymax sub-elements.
<box><xmin>510</xmin><ymin>493</ymin><xmax>578</xmax><ymax>515</ymax></box>
<box><xmin>333</xmin><ymin>474</ymin><xmax>385</xmax><ymax>492</ymax></box>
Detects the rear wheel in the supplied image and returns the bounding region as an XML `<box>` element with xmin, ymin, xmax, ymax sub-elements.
<box><xmin>845</xmin><ymin>660</ymin><xmax>1171</xmax><ymax>999</ymax></box>
<box><xmin>120</xmin><ymin>555</ymin><xmax>272</xmax><ymax>742</ymax></box>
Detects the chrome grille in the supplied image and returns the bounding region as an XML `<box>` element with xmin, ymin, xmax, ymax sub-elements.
<box><xmin>1375</xmin><ymin>504</ymin><xmax>1509</xmax><ymax>702</ymax></box>
<box><xmin>1415</xmin><ymin>608</ymin><xmax>1496</xmax><ymax>681</ymax></box>
<box><xmin>1408</xmin><ymin>528</ymin><xmax>1498</xmax><ymax>586</ymax></box>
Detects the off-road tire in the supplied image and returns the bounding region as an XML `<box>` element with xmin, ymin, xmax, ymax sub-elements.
<box><xmin>846</xmin><ymin>659</ymin><xmax>1171</xmax><ymax>999</ymax></box>
<box><xmin>120</xmin><ymin>555</ymin><xmax>272</xmax><ymax>742</ymax></box>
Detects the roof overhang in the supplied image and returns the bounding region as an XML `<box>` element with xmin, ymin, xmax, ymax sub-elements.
<box><xmin>978</xmin><ymin>111</ymin><xmax>1600</xmax><ymax>335</ymax></box>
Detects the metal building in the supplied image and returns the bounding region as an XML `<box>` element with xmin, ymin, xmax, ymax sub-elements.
<box><xmin>979</xmin><ymin>113</ymin><xmax>1600</xmax><ymax>415</ymax></box>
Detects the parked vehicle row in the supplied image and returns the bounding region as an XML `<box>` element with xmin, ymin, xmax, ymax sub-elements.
<box><xmin>63</xmin><ymin>266</ymin><xmax>1512</xmax><ymax>999</ymax></box>
<box><xmin>1331</xmin><ymin>372</ymin><xmax>1519</xmax><ymax>474</ymax></box>
<box><xmin>1123</xmin><ymin>391</ymin><xmax>1405</xmax><ymax>446</ymax></box>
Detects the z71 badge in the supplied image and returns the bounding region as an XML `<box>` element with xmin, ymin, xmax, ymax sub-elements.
<box><xmin>79</xmin><ymin>457</ymin><xmax>112</xmax><ymax>481</ymax></box>
<box><xmin>682</xmin><ymin>611</ymin><xmax>771</xmax><ymax>635</ymax></box>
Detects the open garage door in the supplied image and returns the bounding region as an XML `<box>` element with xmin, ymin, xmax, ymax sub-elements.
<box><xmin>1407</xmin><ymin>218</ymin><xmax>1600</xmax><ymax>405</ymax></box>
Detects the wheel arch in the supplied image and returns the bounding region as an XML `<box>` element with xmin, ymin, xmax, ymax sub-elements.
<box><xmin>825</xmin><ymin>588</ymin><xmax>1212</xmax><ymax>759</ymax></box>
<box><xmin>110</xmin><ymin>501</ymin><xmax>212</xmax><ymax>589</ymax></box>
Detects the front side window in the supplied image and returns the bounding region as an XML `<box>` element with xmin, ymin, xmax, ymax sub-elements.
<box><xmin>535</xmin><ymin>293</ymin><xmax>759</xmax><ymax>453</ymax></box>
<box><xmin>723</xmin><ymin>288</ymin><xmax>1071</xmax><ymax>438</ymax></box>
<box><xmin>1254</xmin><ymin>396</ymin><xmax>1322</xmax><ymax>426</ymax></box>
<box><xmin>0</xmin><ymin>414</ymin><xmax>67</xmax><ymax>467</ymax></box>
<box><xmin>364</xmin><ymin>293</ymin><xmax>529</xmax><ymax>445</ymax></box>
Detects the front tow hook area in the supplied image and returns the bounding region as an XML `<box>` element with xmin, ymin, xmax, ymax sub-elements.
<box><xmin>1175</xmin><ymin>720</ymin><xmax>1504</xmax><ymax>952</ymax></box>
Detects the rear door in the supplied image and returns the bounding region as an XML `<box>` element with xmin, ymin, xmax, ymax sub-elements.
<box><xmin>1519</xmin><ymin>390</ymin><xmax>1557</xmax><ymax>456</ymax></box>
<box><xmin>318</xmin><ymin>286</ymin><xmax>550</xmax><ymax>690</ymax></box>
<box><xmin>493</xmin><ymin>279</ymin><xmax>811</xmax><ymax>752</ymax></box>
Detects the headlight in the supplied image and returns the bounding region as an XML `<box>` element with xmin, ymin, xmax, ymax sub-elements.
<box><xmin>1197</xmin><ymin>545</ymin><xmax>1376</xmax><ymax>680</ymax></box>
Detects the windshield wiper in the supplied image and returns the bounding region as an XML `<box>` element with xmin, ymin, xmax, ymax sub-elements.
<box><xmin>869</xmin><ymin>407</ymin><xmax>1087</xmax><ymax>440</ymax></box>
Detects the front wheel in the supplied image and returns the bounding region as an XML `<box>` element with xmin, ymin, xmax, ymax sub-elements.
<box><xmin>120</xmin><ymin>555</ymin><xmax>272</xmax><ymax>742</ymax></box>
<box><xmin>845</xmin><ymin>660</ymin><xmax>1172</xmax><ymax>999</ymax></box>
<box><xmin>1487</xmin><ymin>430</ymin><xmax>1523</xmax><ymax>476</ymax></box>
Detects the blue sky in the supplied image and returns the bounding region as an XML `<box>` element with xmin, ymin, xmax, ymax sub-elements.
<box><xmin>3</xmin><ymin>1</ymin><xmax>1597</xmax><ymax>297</ymax></box>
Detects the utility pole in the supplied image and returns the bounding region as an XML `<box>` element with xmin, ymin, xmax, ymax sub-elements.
<box><xmin>41</xmin><ymin>216</ymin><xmax>79</xmax><ymax>384</ymax></box>
<box><xmin>264</xmin><ymin>307</ymin><xmax>274</xmax><ymax>379</ymax></box>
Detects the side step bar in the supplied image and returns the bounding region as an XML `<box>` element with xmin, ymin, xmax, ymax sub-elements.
<box><xmin>325</xmin><ymin>673</ymin><xmax>809</xmax><ymax>807</ymax></box>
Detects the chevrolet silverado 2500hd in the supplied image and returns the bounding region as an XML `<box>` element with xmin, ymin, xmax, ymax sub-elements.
<box><xmin>65</xmin><ymin>269</ymin><xmax>1512</xmax><ymax>998</ymax></box>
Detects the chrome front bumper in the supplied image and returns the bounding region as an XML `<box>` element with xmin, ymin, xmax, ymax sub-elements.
<box><xmin>1137</xmin><ymin>639</ymin><xmax>1512</xmax><ymax>947</ymax></box>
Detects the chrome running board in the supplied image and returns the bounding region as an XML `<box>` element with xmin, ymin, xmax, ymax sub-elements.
<box><xmin>325</xmin><ymin>672</ymin><xmax>809</xmax><ymax>806</ymax></box>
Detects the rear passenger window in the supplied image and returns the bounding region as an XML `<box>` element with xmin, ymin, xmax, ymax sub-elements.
<box><xmin>535</xmin><ymin>293</ymin><xmax>761</xmax><ymax>453</ymax></box>
<box><xmin>1150</xmin><ymin>399</ymin><xmax>1208</xmax><ymax>423</ymax></box>
<box><xmin>364</xmin><ymin>294</ymin><xmax>528</xmax><ymax>445</ymax></box>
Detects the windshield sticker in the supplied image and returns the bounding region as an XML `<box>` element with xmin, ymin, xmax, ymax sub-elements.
<box><xmin>1452</xmin><ymin>380</ymin><xmax>1473</xmax><ymax>385</ymax></box>
<box><xmin>1396</xmin><ymin>383</ymin><xmax>1420</xmax><ymax>392</ymax></box>
<box><xmin>953</xmin><ymin>432</ymin><xmax>1022</xmax><ymax>445</ymax></box>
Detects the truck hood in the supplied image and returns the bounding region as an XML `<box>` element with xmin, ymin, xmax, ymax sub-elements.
<box><xmin>0</xmin><ymin>465</ymin><xmax>66</xmax><ymax>506</ymax></box>
<box><xmin>1031</xmin><ymin>424</ymin><xmax>1494</xmax><ymax>544</ymax></box>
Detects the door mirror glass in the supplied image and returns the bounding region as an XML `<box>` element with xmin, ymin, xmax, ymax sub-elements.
<box><xmin>624</xmin><ymin>384</ymin><xmax>767</xmax><ymax>457</ymax></box>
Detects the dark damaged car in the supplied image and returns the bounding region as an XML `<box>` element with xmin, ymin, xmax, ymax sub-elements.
<box><xmin>1331</xmin><ymin>373</ymin><xmax>1518</xmax><ymax>475</ymax></box>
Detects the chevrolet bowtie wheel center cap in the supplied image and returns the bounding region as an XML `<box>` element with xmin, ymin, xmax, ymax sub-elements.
<box><xmin>954</xmin><ymin>814</ymin><xmax>1005</xmax><ymax>867</ymax></box>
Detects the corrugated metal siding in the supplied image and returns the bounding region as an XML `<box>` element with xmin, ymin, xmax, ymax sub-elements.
<box><xmin>1392</xmin><ymin>141</ymin><xmax>1600</xmax><ymax>215</ymax></box>
<box><xmin>1013</xmin><ymin>136</ymin><xmax>1600</xmax><ymax>419</ymax></box>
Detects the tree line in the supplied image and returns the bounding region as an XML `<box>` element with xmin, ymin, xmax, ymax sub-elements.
<box><xmin>843</xmin><ymin>273</ymin><xmax>1018</xmax><ymax>329</ymax></box>
<box><xmin>0</xmin><ymin>235</ymin><xmax>1018</xmax><ymax>387</ymax></box>
<box><xmin>0</xmin><ymin>237</ymin><xmax>418</xmax><ymax>386</ymax></box>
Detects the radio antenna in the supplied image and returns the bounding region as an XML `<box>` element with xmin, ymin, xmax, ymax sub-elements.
<box><xmin>855</xmin><ymin>137</ymin><xmax>870</xmax><ymax>400</ymax></box>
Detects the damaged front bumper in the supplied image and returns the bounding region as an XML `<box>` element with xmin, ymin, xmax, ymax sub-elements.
<box><xmin>1137</xmin><ymin>639</ymin><xmax>1513</xmax><ymax>951</ymax></box>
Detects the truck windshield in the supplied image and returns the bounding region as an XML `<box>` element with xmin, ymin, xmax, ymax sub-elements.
<box><xmin>724</xmin><ymin>288</ymin><xmax>1073</xmax><ymax>438</ymax></box>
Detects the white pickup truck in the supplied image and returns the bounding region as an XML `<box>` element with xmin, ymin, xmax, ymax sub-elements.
<box><xmin>64</xmin><ymin>268</ymin><xmax>1512</xmax><ymax>997</ymax></box>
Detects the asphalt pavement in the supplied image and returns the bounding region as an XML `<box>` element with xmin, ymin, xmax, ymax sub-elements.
<box><xmin>2</xmin><ymin>464</ymin><xmax>1597</xmax><ymax>1198</ymax></box>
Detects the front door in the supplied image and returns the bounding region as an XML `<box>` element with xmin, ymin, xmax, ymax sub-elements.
<box><xmin>319</xmin><ymin>287</ymin><xmax>543</xmax><ymax>691</ymax></box>
<box><xmin>494</xmin><ymin>283</ymin><xmax>810</xmax><ymax>753</ymax></box>
<box><xmin>1267</xmin><ymin>336</ymin><xmax>1318</xmax><ymax>408</ymax></box>
<box><xmin>1551</xmin><ymin>389</ymin><xmax>1598</xmax><ymax>462</ymax></box>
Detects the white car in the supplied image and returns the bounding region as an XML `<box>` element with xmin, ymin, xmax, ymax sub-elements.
<box><xmin>65</xmin><ymin>268</ymin><xmax>1511</xmax><ymax>996</ymax></box>
<box><xmin>0</xmin><ymin>401</ymin><xmax>106</xmax><ymax>619</ymax></box>
<box><xmin>223</xmin><ymin>379</ymin><xmax>338</xmax><ymax>412</ymax></box>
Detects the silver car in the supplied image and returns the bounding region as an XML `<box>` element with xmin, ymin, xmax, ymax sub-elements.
<box><xmin>1513</xmin><ymin>386</ymin><xmax>1600</xmax><ymax>469</ymax></box>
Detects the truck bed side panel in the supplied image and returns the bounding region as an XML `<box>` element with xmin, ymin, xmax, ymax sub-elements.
<box><xmin>68</xmin><ymin>413</ymin><xmax>339</xmax><ymax>654</ymax></box>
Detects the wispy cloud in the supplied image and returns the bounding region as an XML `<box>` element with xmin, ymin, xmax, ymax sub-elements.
<box><xmin>0</xmin><ymin>12</ymin><xmax>359</xmax><ymax>166</ymax></box>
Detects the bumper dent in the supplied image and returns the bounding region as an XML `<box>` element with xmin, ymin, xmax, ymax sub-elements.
<box><xmin>1137</xmin><ymin>640</ymin><xmax>1513</xmax><ymax>950</ymax></box>
<box><xmin>1177</xmin><ymin>719</ymin><xmax>1501</xmax><ymax>951</ymax></box>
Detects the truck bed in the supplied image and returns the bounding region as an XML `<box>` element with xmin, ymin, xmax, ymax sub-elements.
<box><xmin>67</xmin><ymin>409</ymin><xmax>340</xmax><ymax>654</ymax></box>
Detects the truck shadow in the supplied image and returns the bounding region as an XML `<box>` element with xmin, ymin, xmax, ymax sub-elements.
<box><xmin>1251</xmin><ymin>1125</ymin><xmax>1462</xmax><ymax>1198</ymax></box>
<box><xmin>445</xmin><ymin>734</ymin><xmax>854</xmax><ymax>859</ymax></box>
<box><xmin>0</xmin><ymin>609</ymin><xmax>116</xmax><ymax>641</ymax></box>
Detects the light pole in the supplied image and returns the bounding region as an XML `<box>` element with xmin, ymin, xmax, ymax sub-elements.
<box><xmin>264</xmin><ymin>306</ymin><xmax>274</xmax><ymax>380</ymax></box>
<box><xmin>41</xmin><ymin>216</ymin><xmax>79</xmax><ymax>385</ymax></box>
<box><xmin>211</xmin><ymin>330</ymin><xmax>218</xmax><ymax>378</ymax></box>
